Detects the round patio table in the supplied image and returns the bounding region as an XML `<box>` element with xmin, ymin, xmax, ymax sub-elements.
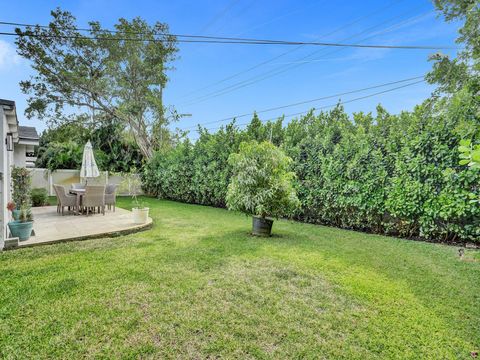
<box><xmin>69</xmin><ymin>188</ymin><xmax>85</xmax><ymax>215</ymax></box>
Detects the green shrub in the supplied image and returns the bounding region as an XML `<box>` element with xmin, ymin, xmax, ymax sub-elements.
<box><xmin>30</xmin><ymin>188</ymin><xmax>49</xmax><ymax>207</ymax></box>
<box><xmin>142</xmin><ymin>103</ymin><xmax>480</xmax><ymax>243</ymax></box>
<box><xmin>226</xmin><ymin>141</ymin><xmax>299</xmax><ymax>219</ymax></box>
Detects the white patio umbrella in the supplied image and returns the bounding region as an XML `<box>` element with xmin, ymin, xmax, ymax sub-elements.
<box><xmin>80</xmin><ymin>140</ymin><xmax>99</xmax><ymax>184</ymax></box>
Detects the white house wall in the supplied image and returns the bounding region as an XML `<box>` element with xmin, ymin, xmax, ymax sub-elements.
<box><xmin>13</xmin><ymin>144</ymin><xmax>27</xmax><ymax>168</ymax></box>
<box><xmin>0</xmin><ymin>107</ymin><xmax>10</xmax><ymax>249</ymax></box>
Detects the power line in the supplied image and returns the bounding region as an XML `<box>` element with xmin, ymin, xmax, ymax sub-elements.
<box><xmin>181</xmin><ymin>75</ymin><xmax>425</xmax><ymax>130</ymax></box>
<box><xmin>0</xmin><ymin>20</ymin><xmax>455</xmax><ymax>48</ymax></box>
<box><xmin>0</xmin><ymin>29</ymin><xmax>454</xmax><ymax>49</ymax></box>
<box><xmin>0</xmin><ymin>20</ymin><xmax>302</xmax><ymax>43</ymax></box>
<box><xmin>195</xmin><ymin>79</ymin><xmax>426</xmax><ymax>133</ymax></box>
<box><xmin>177</xmin><ymin>0</ymin><xmax>407</xmax><ymax>100</ymax></box>
<box><xmin>180</xmin><ymin>7</ymin><xmax>434</xmax><ymax>106</ymax></box>
<box><xmin>185</xmin><ymin>10</ymin><xmax>435</xmax><ymax>104</ymax></box>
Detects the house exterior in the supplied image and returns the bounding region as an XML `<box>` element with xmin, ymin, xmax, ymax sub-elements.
<box><xmin>15</xmin><ymin>126</ymin><xmax>39</xmax><ymax>168</ymax></box>
<box><xmin>0</xmin><ymin>99</ymin><xmax>39</xmax><ymax>250</ymax></box>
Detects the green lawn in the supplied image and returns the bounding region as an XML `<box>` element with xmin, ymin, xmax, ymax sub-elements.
<box><xmin>1</xmin><ymin>197</ymin><xmax>478</xmax><ymax>359</ymax></box>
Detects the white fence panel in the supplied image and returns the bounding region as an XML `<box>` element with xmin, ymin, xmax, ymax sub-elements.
<box><xmin>108</xmin><ymin>173</ymin><xmax>143</xmax><ymax>196</ymax></box>
<box><xmin>29</xmin><ymin>168</ymin><xmax>142</xmax><ymax>196</ymax></box>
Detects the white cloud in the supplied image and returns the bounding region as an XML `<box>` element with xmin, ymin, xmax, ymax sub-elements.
<box><xmin>0</xmin><ymin>40</ymin><xmax>22</xmax><ymax>70</ymax></box>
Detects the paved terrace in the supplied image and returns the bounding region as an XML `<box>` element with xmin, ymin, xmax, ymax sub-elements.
<box><xmin>9</xmin><ymin>206</ymin><xmax>152</xmax><ymax>249</ymax></box>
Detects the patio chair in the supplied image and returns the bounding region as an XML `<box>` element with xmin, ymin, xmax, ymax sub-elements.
<box><xmin>105</xmin><ymin>184</ymin><xmax>117</xmax><ymax>212</ymax></box>
<box><xmin>52</xmin><ymin>184</ymin><xmax>61</xmax><ymax>213</ymax></box>
<box><xmin>53</xmin><ymin>184</ymin><xmax>77</xmax><ymax>216</ymax></box>
<box><xmin>82</xmin><ymin>185</ymin><xmax>106</xmax><ymax>216</ymax></box>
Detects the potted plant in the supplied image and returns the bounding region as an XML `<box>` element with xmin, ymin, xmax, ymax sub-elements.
<box><xmin>119</xmin><ymin>171</ymin><xmax>149</xmax><ymax>224</ymax></box>
<box><xmin>8</xmin><ymin>204</ymin><xmax>34</xmax><ymax>241</ymax></box>
<box><xmin>132</xmin><ymin>196</ymin><xmax>149</xmax><ymax>224</ymax></box>
<box><xmin>226</xmin><ymin>141</ymin><xmax>300</xmax><ymax>237</ymax></box>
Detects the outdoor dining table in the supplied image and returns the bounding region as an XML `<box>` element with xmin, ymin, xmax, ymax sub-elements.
<box><xmin>69</xmin><ymin>188</ymin><xmax>85</xmax><ymax>215</ymax></box>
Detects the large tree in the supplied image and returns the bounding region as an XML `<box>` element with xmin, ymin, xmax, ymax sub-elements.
<box><xmin>15</xmin><ymin>8</ymin><xmax>178</xmax><ymax>159</ymax></box>
<box><xmin>427</xmin><ymin>0</ymin><xmax>479</xmax><ymax>97</ymax></box>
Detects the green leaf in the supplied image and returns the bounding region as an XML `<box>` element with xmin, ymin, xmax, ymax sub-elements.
<box><xmin>471</xmin><ymin>150</ymin><xmax>480</xmax><ymax>163</ymax></box>
<box><xmin>459</xmin><ymin>159</ymin><xmax>470</xmax><ymax>165</ymax></box>
<box><xmin>459</xmin><ymin>139</ymin><xmax>471</xmax><ymax>147</ymax></box>
<box><xmin>458</xmin><ymin>145</ymin><xmax>470</xmax><ymax>152</ymax></box>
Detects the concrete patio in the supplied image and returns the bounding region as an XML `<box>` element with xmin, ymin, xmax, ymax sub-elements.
<box><xmin>11</xmin><ymin>206</ymin><xmax>152</xmax><ymax>248</ymax></box>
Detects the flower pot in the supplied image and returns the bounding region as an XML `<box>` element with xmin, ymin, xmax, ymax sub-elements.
<box><xmin>252</xmin><ymin>216</ymin><xmax>273</xmax><ymax>237</ymax></box>
<box><xmin>132</xmin><ymin>207</ymin><xmax>149</xmax><ymax>224</ymax></box>
<box><xmin>12</xmin><ymin>209</ymin><xmax>21</xmax><ymax>221</ymax></box>
<box><xmin>8</xmin><ymin>220</ymin><xmax>34</xmax><ymax>241</ymax></box>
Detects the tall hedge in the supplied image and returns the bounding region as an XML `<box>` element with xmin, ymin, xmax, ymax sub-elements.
<box><xmin>142</xmin><ymin>100</ymin><xmax>480</xmax><ymax>243</ymax></box>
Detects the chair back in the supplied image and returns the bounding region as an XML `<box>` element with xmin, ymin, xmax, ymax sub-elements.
<box><xmin>52</xmin><ymin>184</ymin><xmax>60</xmax><ymax>197</ymax></box>
<box><xmin>53</xmin><ymin>184</ymin><xmax>67</xmax><ymax>201</ymax></box>
<box><xmin>105</xmin><ymin>184</ymin><xmax>117</xmax><ymax>195</ymax></box>
<box><xmin>52</xmin><ymin>184</ymin><xmax>61</xmax><ymax>203</ymax></box>
<box><xmin>83</xmin><ymin>185</ymin><xmax>106</xmax><ymax>207</ymax></box>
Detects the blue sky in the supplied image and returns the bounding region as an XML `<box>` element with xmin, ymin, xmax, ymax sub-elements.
<box><xmin>0</xmin><ymin>0</ymin><xmax>460</xmax><ymax>136</ymax></box>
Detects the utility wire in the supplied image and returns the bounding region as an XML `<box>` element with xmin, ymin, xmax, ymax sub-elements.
<box><xmin>0</xmin><ymin>20</ymin><xmax>306</xmax><ymax>43</ymax></box>
<box><xmin>177</xmin><ymin>0</ymin><xmax>406</xmax><ymax>99</ymax></box>
<box><xmin>196</xmin><ymin>79</ymin><xmax>425</xmax><ymax>133</ymax></box>
<box><xmin>0</xmin><ymin>19</ymin><xmax>455</xmax><ymax>49</ymax></box>
<box><xmin>0</xmin><ymin>29</ymin><xmax>454</xmax><ymax>49</ymax></box>
<box><xmin>180</xmin><ymin>7</ymin><xmax>434</xmax><ymax>106</ymax></box>
<box><xmin>181</xmin><ymin>75</ymin><xmax>425</xmax><ymax>130</ymax></box>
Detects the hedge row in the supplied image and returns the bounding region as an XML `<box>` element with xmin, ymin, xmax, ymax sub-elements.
<box><xmin>143</xmin><ymin>98</ymin><xmax>480</xmax><ymax>243</ymax></box>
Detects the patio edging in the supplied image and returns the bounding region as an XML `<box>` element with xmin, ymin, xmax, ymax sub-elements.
<box><xmin>8</xmin><ymin>216</ymin><xmax>153</xmax><ymax>250</ymax></box>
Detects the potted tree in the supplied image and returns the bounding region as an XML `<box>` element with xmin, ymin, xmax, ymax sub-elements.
<box><xmin>226</xmin><ymin>141</ymin><xmax>300</xmax><ymax>237</ymax></box>
<box><xmin>132</xmin><ymin>195</ymin><xmax>149</xmax><ymax>224</ymax></box>
<box><xmin>119</xmin><ymin>171</ymin><xmax>149</xmax><ymax>224</ymax></box>
<box><xmin>11</xmin><ymin>167</ymin><xmax>31</xmax><ymax>220</ymax></box>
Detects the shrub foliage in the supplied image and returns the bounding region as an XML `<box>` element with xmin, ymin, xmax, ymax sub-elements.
<box><xmin>30</xmin><ymin>188</ymin><xmax>49</xmax><ymax>207</ymax></box>
<box><xmin>143</xmin><ymin>0</ymin><xmax>480</xmax><ymax>243</ymax></box>
<box><xmin>143</xmin><ymin>102</ymin><xmax>480</xmax><ymax>243</ymax></box>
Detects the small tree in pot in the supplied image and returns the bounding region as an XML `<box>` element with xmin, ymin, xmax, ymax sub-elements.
<box><xmin>11</xmin><ymin>166</ymin><xmax>31</xmax><ymax>220</ymax></box>
<box><xmin>119</xmin><ymin>170</ymin><xmax>149</xmax><ymax>224</ymax></box>
<box><xmin>226</xmin><ymin>141</ymin><xmax>300</xmax><ymax>236</ymax></box>
<box><xmin>8</xmin><ymin>167</ymin><xmax>34</xmax><ymax>241</ymax></box>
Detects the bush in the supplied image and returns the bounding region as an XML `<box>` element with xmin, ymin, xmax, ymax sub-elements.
<box><xmin>142</xmin><ymin>103</ymin><xmax>480</xmax><ymax>243</ymax></box>
<box><xmin>226</xmin><ymin>141</ymin><xmax>299</xmax><ymax>219</ymax></box>
<box><xmin>31</xmin><ymin>188</ymin><xmax>49</xmax><ymax>207</ymax></box>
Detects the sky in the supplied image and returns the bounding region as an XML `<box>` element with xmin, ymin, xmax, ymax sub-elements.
<box><xmin>0</xmin><ymin>0</ymin><xmax>461</xmax><ymax>137</ymax></box>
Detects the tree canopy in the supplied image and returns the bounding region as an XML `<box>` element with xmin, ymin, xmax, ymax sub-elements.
<box><xmin>15</xmin><ymin>8</ymin><xmax>179</xmax><ymax>158</ymax></box>
<box><xmin>36</xmin><ymin>117</ymin><xmax>144</xmax><ymax>172</ymax></box>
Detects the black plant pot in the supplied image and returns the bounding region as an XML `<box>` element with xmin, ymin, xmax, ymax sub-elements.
<box><xmin>252</xmin><ymin>216</ymin><xmax>273</xmax><ymax>237</ymax></box>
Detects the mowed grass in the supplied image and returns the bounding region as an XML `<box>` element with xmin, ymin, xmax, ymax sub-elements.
<box><xmin>0</xmin><ymin>197</ymin><xmax>479</xmax><ymax>359</ymax></box>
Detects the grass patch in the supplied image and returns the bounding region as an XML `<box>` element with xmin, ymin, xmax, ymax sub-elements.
<box><xmin>1</xmin><ymin>197</ymin><xmax>479</xmax><ymax>358</ymax></box>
